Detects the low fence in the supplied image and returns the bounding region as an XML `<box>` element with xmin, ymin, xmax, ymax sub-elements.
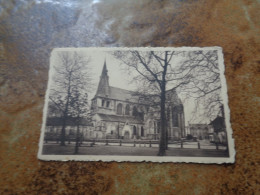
<box><xmin>44</xmin><ymin>133</ymin><xmax>83</xmax><ymax>144</ymax></box>
<box><xmin>44</xmin><ymin>134</ymin><xmax>227</xmax><ymax>150</ymax></box>
<box><xmin>85</xmin><ymin>139</ymin><xmax>158</xmax><ymax>147</ymax></box>
<box><xmin>82</xmin><ymin>139</ymin><xmax>226</xmax><ymax>150</ymax></box>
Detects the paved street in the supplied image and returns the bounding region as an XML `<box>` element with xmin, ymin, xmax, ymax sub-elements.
<box><xmin>42</xmin><ymin>142</ymin><xmax>229</xmax><ymax>157</ymax></box>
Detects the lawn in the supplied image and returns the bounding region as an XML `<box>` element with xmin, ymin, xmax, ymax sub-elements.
<box><xmin>42</xmin><ymin>143</ymin><xmax>229</xmax><ymax>157</ymax></box>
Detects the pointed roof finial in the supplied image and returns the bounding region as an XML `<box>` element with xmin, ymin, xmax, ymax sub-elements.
<box><xmin>96</xmin><ymin>58</ymin><xmax>110</xmax><ymax>97</ymax></box>
<box><xmin>101</xmin><ymin>58</ymin><xmax>108</xmax><ymax>76</ymax></box>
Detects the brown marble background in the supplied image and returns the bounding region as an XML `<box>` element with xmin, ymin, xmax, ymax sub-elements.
<box><xmin>0</xmin><ymin>0</ymin><xmax>259</xmax><ymax>194</ymax></box>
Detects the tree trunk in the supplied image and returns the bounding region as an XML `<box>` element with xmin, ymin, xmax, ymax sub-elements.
<box><xmin>60</xmin><ymin>79</ymin><xmax>71</xmax><ymax>146</ymax></box>
<box><xmin>158</xmin><ymin>51</ymin><xmax>169</xmax><ymax>156</ymax></box>
<box><xmin>166</xmin><ymin>128</ymin><xmax>168</xmax><ymax>150</ymax></box>
<box><xmin>60</xmin><ymin>115</ymin><xmax>67</xmax><ymax>146</ymax></box>
<box><xmin>74</xmin><ymin>123</ymin><xmax>80</xmax><ymax>154</ymax></box>
<box><xmin>60</xmin><ymin>104</ymin><xmax>69</xmax><ymax>146</ymax></box>
<box><xmin>158</xmin><ymin>87</ymin><xmax>167</xmax><ymax>156</ymax></box>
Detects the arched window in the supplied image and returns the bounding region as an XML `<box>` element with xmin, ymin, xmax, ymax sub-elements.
<box><xmin>117</xmin><ymin>103</ymin><xmax>123</xmax><ymax>115</ymax></box>
<box><xmin>172</xmin><ymin>106</ymin><xmax>179</xmax><ymax>127</ymax></box>
<box><xmin>132</xmin><ymin>106</ymin><xmax>138</xmax><ymax>117</ymax></box>
<box><xmin>149</xmin><ymin>121</ymin><xmax>153</xmax><ymax>134</ymax></box>
<box><xmin>154</xmin><ymin>121</ymin><xmax>157</xmax><ymax>134</ymax></box>
<box><xmin>141</xmin><ymin>126</ymin><xmax>144</xmax><ymax>136</ymax></box>
<box><xmin>157</xmin><ymin>122</ymin><xmax>161</xmax><ymax>133</ymax></box>
<box><xmin>133</xmin><ymin>126</ymin><xmax>137</xmax><ymax>135</ymax></box>
<box><xmin>125</xmin><ymin>104</ymin><xmax>130</xmax><ymax>115</ymax></box>
<box><xmin>167</xmin><ymin>107</ymin><xmax>170</xmax><ymax>120</ymax></box>
<box><xmin>139</xmin><ymin>106</ymin><xmax>145</xmax><ymax>120</ymax></box>
<box><xmin>179</xmin><ymin>104</ymin><xmax>184</xmax><ymax>112</ymax></box>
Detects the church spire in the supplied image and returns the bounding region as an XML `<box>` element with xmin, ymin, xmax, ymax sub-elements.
<box><xmin>96</xmin><ymin>59</ymin><xmax>110</xmax><ymax>97</ymax></box>
<box><xmin>101</xmin><ymin>59</ymin><xmax>108</xmax><ymax>76</ymax></box>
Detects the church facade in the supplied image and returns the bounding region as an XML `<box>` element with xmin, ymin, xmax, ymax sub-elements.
<box><xmin>90</xmin><ymin>61</ymin><xmax>186</xmax><ymax>140</ymax></box>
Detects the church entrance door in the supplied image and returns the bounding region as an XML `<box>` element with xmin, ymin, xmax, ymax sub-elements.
<box><xmin>124</xmin><ymin>131</ymin><xmax>130</xmax><ymax>139</ymax></box>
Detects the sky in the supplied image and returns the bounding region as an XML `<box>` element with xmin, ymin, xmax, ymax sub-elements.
<box><xmin>85</xmin><ymin>50</ymin><xmax>137</xmax><ymax>98</ymax></box>
<box><xmin>49</xmin><ymin>48</ymin><xmax>224</xmax><ymax>126</ymax></box>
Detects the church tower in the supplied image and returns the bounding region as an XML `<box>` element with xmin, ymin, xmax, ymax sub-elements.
<box><xmin>96</xmin><ymin>60</ymin><xmax>110</xmax><ymax>97</ymax></box>
<box><xmin>91</xmin><ymin>59</ymin><xmax>112</xmax><ymax>116</ymax></box>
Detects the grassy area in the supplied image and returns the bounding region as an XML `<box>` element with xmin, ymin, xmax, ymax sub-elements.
<box><xmin>42</xmin><ymin>143</ymin><xmax>229</xmax><ymax>157</ymax></box>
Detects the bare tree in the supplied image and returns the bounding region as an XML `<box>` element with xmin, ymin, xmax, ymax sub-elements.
<box><xmin>69</xmin><ymin>88</ymin><xmax>89</xmax><ymax>154</ymax></box>
<box><xmin>113</xmin><ymin>50</ymin><xmax>188</xmax><ymax>156</ymax></box>
<box><xmin>113</xmin><ymin>49</ymin><xmax>223</xmax><ymax>156</ymax></box>
<box><xmin>177</xmin><ymin>50</ymin><xmax>223</xmax><ymax>122</ymax></box>
<box><xmin>48</xmin><ymin>51</ymin><xmax>92</xmax><ymax>146</ymax></box>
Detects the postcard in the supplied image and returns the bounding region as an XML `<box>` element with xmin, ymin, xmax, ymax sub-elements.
<box><xmin>38</xmin><ymin>47</ymin><xmax>235</xmax><ymax>163</ymax></box>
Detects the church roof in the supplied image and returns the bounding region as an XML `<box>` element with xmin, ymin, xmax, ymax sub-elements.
<box><xmin>97</xmin><ymin>113</ymin><xmax>144</xmax><ymax>124</ymax></box>
<box><xmin>94</xmin><ymin>60</ymin><xmax>183</xmax><ymax>105</ymax></box>
<box><xmin>109</xmin><ymin>87</ymin><xmax>139</xmax><ymax>103</ymax></box>
<box><xmin>95</xmin><ymin>85</ymin><xmax>183</xmax><ymax>105</ymax></box>
<box><xmin>95</xmin><ymin>86</ymin><xmax>140</xmax><ymax>103</ymax></box>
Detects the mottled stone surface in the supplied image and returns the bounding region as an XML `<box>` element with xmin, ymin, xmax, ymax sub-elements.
<box><xmin>0</xmin><ymin>0</ymin><xmax>259</xmax><ymax>194</ymax></box>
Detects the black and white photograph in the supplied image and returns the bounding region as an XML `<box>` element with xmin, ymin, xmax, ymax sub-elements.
<box><xmin>38</xmin><ymin>47</ymin><xmax>235</xmax><ymax>163</ymax></box>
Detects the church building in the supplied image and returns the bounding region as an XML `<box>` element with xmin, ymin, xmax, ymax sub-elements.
<box><xmin>90</xmin><ymin>61</ymin><xmax>186</xmax><ymax>140</ymax></box>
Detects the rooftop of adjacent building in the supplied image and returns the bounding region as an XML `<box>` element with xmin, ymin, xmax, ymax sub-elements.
<box><xmin>46</xmin><ymin>117</ymin><xmax>93</xmax><ymax>126</ymax></box>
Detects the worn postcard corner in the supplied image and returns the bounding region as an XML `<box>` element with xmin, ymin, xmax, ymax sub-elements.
<box><xmin>38</xmin><ymin>47</ymin><xmax>235</xmax><ymax>164</ymax></box>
